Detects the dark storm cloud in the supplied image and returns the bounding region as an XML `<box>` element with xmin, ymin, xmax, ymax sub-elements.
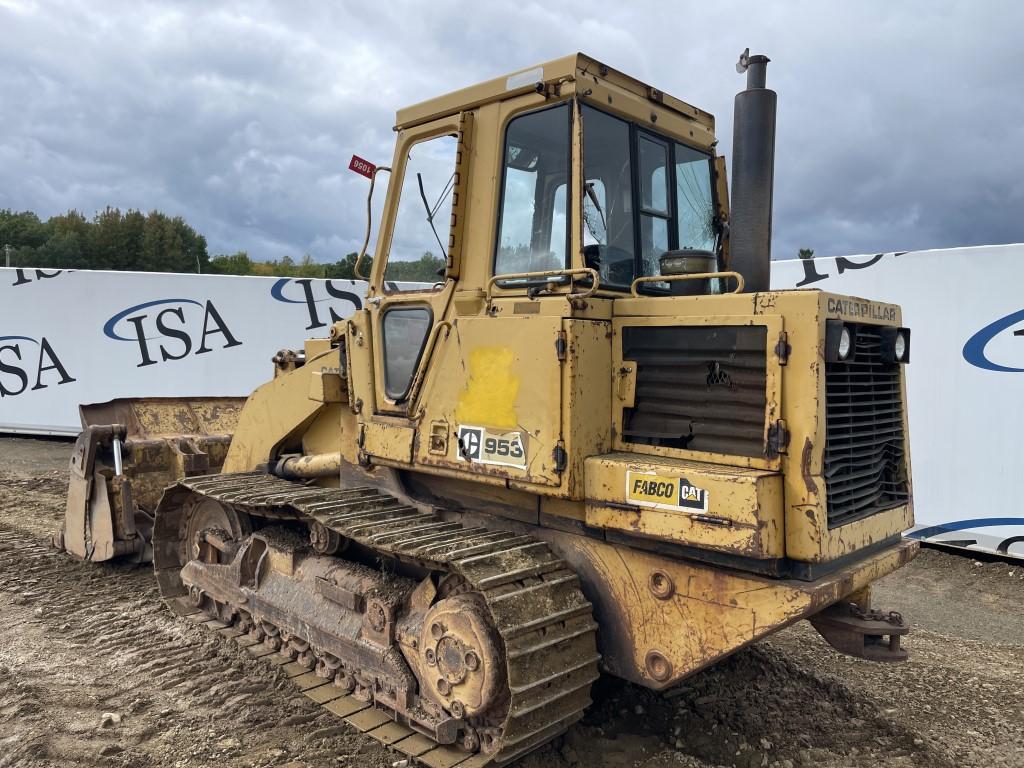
<box><xmin>1</xmin><ymin>0</ymin><xmax>1021</xmax><ymax>262</ymax></box>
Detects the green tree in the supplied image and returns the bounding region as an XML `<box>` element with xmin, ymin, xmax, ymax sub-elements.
<box><xmin>324</xmin><ymin>252</ymin><xmax>372</xmax><ymax>279</ymax></box>
<box><xmin>295</xmin><ymin>254</ymin><xmax>326</xmax><ymax>278</ymax></box>
<box><xmin>86</xmin><ymin>206</ymin><xmax>128</xmax><ymax>270</ymax></box>
<box><xmin>208</xmin><ymin>251</ymin><xmax>255</xmax><ymax>275</ymax></box>
<box><xmin>274</xmin><ymin>256</ymin><xmax>294</xmax><ymax>276</ymax></box>
<box><xmin>50</xmin><ymin>210</ymin><xmax>90</xmax><ymax>243</ymax></box>
<box><xmin>0</xmin><ymin>209</ymin><xmax>48</xmax><ymax>250</ymax></box>
<box><xmin>139</xmin><ymin>212</ymin><xmax>173</xmax><ymax>271</ymax></box>
<box><xmin>36</xmin><ymin>230</ymin><xmax>85</xmax><ymax>269</ymax></box>
<box><xmin>798</xmin><ymin>248</ymin><xmax>815</xmax><ymax>260</ymax></box>
<box><xmin>173</xmin><ymin>216</ymin><xmax>209</xmax><ymax>273</ymax></box>
<box><xmin>384</xmin><ymin>252</ymin><xmax>446</xmax><ymax>282</ymax></box>
<box><xmin>0</xmin><ymin>206</ymin><xmax>265</xmax><ymax>277</ymax></box>
<box><xmin>121</xmin><ymin>209</ymin><xmax>146</xmax><ymax>269</ymax></box>
<box><xmin>137</xmin><ymin>211</ymin><xmax>208</xmax><ymax>273</ymax></box>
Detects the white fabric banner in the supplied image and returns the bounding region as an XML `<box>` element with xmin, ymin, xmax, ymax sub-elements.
<box><xmin>0</xmin><ymin>267</ymin><xmax>391</xmax><ymax>435</ymax></box>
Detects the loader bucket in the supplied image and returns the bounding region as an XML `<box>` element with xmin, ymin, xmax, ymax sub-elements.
<box><xmin>56</xmin><ymin>397</ymin><xmax>245</xmax><ymax>562</ymax></box>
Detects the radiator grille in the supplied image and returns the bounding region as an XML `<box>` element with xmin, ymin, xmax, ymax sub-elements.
<box><xmin>621</xmin><ymin>325</ymin><xmax>768</xmax><ymax>457</ymax></box>
<box><xmin>824</xmin><ymin>325</ymin><xmax>909</xmax><ymax>527</ymax></box>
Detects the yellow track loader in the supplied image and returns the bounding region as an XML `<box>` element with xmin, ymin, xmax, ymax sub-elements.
<box><xmin>59</xmin><ymin>51</ymin><xmax>916</xmax><ymax>765</ymax></box>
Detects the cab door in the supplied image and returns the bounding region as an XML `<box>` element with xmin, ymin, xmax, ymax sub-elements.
<box><xmin>404</xmin><ymin>100</ymin><xmax>579</xmax><ymax>489</ymax></box>
<box><xmin>357</xmin><ymin>113</ymin><xmax>472</xmax><ymax>463</ymax></box>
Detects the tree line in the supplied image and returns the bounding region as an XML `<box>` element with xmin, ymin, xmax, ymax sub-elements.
<box><xmin>0</xmin><ymin>208</ymin><xmax>445</xmax><ymax>282</ymax></box>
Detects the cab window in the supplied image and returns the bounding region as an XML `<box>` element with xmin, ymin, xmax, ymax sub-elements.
<box><xmin>382</xmin><ymin>306</ymin><xmax>432</xmax><ymax>400</ymax></box>
<box><xmin>675</xmin><ymin>143</ymin><xmax>717</xmax><ymax>252</ymax></box>
<box><xmin>581</xmin><ymin>104</ymin><xmax>718</xmax><ymax>289</ymax></box>
<box><xmin>638</xmin><ymin>135</ymin><xmax>670</xmax><ymax>280</ymax></box>
<box><xmin>581</xmin><ymin>105</ymin><xmax>635</xmax><ymax>286</ymax></box>
<box><xmin>386</xmin><ymin>134</ymin><xmax>457</xmax><ymax>283</ymax></box>
<box><xmin>494</xmin><ymin>104</ymin><xmax>571</xmax><ymax>275</ymax></box>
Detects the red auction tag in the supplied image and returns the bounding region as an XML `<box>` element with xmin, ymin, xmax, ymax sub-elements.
<box><xmin>348</xmin><ymin>155</ymin><xmax>376</xmax><ymax>178</ymax></box>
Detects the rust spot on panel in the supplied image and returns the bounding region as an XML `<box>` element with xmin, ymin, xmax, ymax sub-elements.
<box><xmin>801</xmin><ymin>437</ymin><xmax>818</xmax><ymax>496</ymax></box>
<box><xmin>753</xmin><ymin>293</ymin><xmax>778</xmax><ymax>314</ymax></box>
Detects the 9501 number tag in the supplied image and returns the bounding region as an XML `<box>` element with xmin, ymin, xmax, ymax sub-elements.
<box><xmin>455</xmin><ymin>425</ymin><xmax>527</xmax><ymax>469</ymax></box>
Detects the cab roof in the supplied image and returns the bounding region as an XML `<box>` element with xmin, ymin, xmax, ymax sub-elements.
<box><xmin>394</xmin><ymin>52</ymin><xmax>715</xmax><ymax>132</ymax></box>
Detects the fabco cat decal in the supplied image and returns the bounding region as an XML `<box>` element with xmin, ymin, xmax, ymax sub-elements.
<box><xmin>626</xmin><ymin>471</ymin><xmax>709</xmax><ymax>513</ymax></box>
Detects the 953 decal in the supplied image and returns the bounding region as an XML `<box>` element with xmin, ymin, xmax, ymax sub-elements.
<box><xmin>455</xmin><ymin>425</ymin><xmax>527</xmax><ymax>469</ymax></box>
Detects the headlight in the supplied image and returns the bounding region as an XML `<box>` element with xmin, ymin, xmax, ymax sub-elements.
<box><xmin>880</xmin><ymin>326</ymin><xmax>910</xmax><ymax>363</ymax></box>
<box><xmin>894</xmin><ymin>331</ymin><xmax>907</xmax><ymax>361</ymax></box>
<box><xmin>825</xmin><ymin>320</ymin><xmax>857</xmax><ymax>363</ymax></box>
<box><xmin>838</xmin><ymin>326</ymin><xmax>853</xmax><ymax>360</ymax></box>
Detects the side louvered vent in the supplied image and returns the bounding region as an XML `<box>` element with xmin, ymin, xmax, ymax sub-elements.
<box><xmin>824</xmin><ymin>324</ymin><xmax>910</xmax><ymax>527</ymax></box>
<box><xmin>621</xmin><ymin>326</ymin><xmax>768</xmax><ymax>457</ymax></box>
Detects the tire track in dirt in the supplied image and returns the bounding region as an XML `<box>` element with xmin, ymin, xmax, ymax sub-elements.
<box><xmin>0</xmin><ymin>523</ymin><xmax>393</xmax><ymax>768</ymax></box>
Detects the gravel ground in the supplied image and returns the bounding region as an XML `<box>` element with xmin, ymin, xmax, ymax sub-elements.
<box><xmin>0</xmin><ymin>436</ymin><xmax>1021</xmax><ymax>768</ymax></box>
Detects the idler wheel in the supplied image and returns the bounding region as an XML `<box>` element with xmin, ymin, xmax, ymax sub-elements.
<box><xmin>185</xmin><ymin>498</ymin><xmax>250</xmax><ymax>565</ymax></box>
<box><xmin>419</xmin><ymin>594</ymin><xmax>503</xmax><ymax>718</ymax></box>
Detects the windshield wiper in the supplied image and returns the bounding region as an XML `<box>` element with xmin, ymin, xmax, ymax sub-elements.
<box><xmin>417</xmin><ymin>171</ymin><xmax>455</xmax><ymax>258</ymax></box>
<box><xmin>584</xmin><ymin>181</ymin><xmax>607</xmax><ymax>240</ymax></box>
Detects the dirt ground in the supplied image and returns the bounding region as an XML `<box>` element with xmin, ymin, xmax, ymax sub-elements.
<box><xmin>0</xmin><ymin>435</ymin><xmax>1021</xmax><ymax>768</ymax></box>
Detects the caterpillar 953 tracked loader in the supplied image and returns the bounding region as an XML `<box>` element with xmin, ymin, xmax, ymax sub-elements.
<box><xmin>57</xmin><ymin>51</ymin><xmax>917</xmax><ymax>765</ymax></box>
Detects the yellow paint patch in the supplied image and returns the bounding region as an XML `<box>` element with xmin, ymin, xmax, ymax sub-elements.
<box><xmin>455</xmin><ymin>347</ymin><xmax>519</xmax><ymax>429</ymax></box>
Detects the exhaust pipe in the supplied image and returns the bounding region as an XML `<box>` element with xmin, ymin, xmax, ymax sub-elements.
<box><xmin>730</xmin><ymin>49</ymin><xmax>777</xmax><ymax>293</ymax></box>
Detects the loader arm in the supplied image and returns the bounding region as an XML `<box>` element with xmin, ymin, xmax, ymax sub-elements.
<box><xmin>222</xmin><ymin>345</ymin><xmax>342</xmax><ymax>473</ymax></box>
<box><xmin>58</xmin><ymin>343</ymin><xmax>345</xmax><ymax>563</ymax></box>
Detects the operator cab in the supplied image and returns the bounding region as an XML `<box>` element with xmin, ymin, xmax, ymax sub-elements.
<box><xmin>494</xmin><ymin>102</ymin><xmax>724</xmax><ymax>292</ymax></box>
<box><xmin>361</xmin><ymin>53</ymin><xmax>728</xmax><ymax>304</ymax></box>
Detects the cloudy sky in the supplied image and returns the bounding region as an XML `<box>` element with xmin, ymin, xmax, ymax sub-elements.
<box><xmin>2</xmin><ymin>0</ymin><xmax>1022</xmax><ymax>263</ymax></box>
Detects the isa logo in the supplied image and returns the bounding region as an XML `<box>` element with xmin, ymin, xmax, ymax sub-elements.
<box><xmin>9</xmin><ymin>268</ymin><xmax>65</xmax><ymax>287</ymax></box>
<box><xmin>271</xmin><ymin>279</ymin><xmax>363</xmax><ymax>331</ymax></box>
<box><xmin>0</xmin><ymin>336</ymin><xmax>76</xmax><ymax>397</ymax></box>
<box><xmin>962</xmin><ymin>308</ymin><xmax>1024</xmax><ymax>373</ymax></box>
<box><xmin>103</xmin><ymin>298</ymin><xmax>242</xmax><ymax>368</ymax></box>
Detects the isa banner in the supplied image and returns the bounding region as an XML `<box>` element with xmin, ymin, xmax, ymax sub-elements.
<box><xmin>0</xmin><ymin>267</ymin><xmax>408</xmax><ymax>435</ymax></box>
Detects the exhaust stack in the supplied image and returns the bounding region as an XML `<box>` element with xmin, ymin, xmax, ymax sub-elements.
<box><xmin>730</xmin><ymin>49</ymin><xmax>777</xmax><ymax>293</ymax></box>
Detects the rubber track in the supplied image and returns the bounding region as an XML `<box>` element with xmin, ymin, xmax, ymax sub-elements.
<box><xmin>157</xmin><ymin>472</ymin><xmax>601</xmax><ymax>767</ymax></box>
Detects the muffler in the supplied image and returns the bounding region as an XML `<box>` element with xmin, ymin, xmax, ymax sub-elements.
<box><xmin>730</xmin><ymin>49</ymin><xmax>777</xmax><ymax>293</ymax></box>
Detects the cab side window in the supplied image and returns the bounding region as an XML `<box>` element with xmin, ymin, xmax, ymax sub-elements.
<box><xmin>637</xmin><ymin>135</ymin><xmax>670</xmax><ymax>280</ymax></box>
<box><xmin>386</xmin><ymin>134</ymin><xmax>458</xmax><ymax>284</ymax></box>
<box><xmin>581</xmin><ymin>104</ymin><xmax>719</xmax><ymax>289</ymax></box>
<box><xmin>494</xmin><ymin>104</ymin><xmax>571</xmax><ymax>275</ymax></box>
<box><xmin>675</xmin><ymin>143</ymin><xmax>717</xmax><ymax>252</ymax></box>
<box><xmin>382</xmin><ymin>306</ymin><xmax>432</xmax><ymax>400</ymax></box>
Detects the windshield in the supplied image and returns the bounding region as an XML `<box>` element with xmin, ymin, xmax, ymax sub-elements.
<box><xmin>581</xmin><ymin>105</ymin><xmax>635</xmax><ymax>285</ymax></box>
